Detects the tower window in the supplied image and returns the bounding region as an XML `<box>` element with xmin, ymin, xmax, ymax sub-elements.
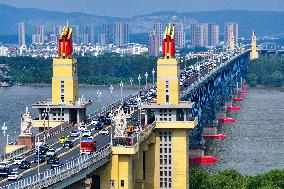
<box><xmin>166</xmin><ymin>95</ymin><xmax>169</xmax><ymax>102</ymax></box>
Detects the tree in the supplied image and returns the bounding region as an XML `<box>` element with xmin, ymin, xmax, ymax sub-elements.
<box><xmin>247</xmin><ymin>73</ymin><xmax>258</xmax><ymax>87</ymax></box>
<box><xmin>270</xmin><ymin>71</ymin><xmax>283</xmax><ymax>87</ymax></box>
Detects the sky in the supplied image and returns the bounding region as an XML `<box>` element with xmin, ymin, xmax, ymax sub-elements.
<box><xmin>0</xmin><ymin>0</ymin><xmax>283</xmax><ymax>17</ymax></box>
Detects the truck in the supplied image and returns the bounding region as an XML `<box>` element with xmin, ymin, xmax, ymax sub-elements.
<box><xmin>80</xmin><ymin>138</ymin><xmax>96</xmax><ymax>155</ymax></box>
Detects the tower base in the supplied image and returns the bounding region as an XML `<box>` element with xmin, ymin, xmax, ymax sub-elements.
<box><xmin>17</xmin><ymin>135</ymin><xmax>35</xmax><ymax>149</ymax></box>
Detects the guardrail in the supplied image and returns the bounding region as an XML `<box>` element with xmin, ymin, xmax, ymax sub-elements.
<box><xmin>0</xmin><ymin>146</ymin><xmax>29</xmax><ymax>162</ymax></box>
<box><xmin>35</xmin><ymin>122</ymin><xmax>72</xmax><ymax>142</ymax></box>
<box><xmin>0</xmin><ymin>145</ymin><xmax>111</xmax><ymax>189</ymax></box>
<box><xmin>112</xmin><ymin>122</ymin><xmax>155</xmax><ymax>147</ymax></box>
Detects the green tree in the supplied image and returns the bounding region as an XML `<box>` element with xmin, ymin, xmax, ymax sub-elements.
<box><xmin>247</xmin><ymin>73</ymin><xmax>258</xmax><ymax>87</ymax></box>
<box><xmin>270</xmin><ymin>71</ymin><xmax>283</xmax><ymax>87</ymax></box>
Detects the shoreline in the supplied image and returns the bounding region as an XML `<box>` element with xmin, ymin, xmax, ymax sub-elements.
<box><xmin>12</xmin><ymin>83</ymin><xmax>140</xmax><ymax>89</ymax></box>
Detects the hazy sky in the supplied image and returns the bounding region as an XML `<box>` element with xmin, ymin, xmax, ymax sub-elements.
<box><xmin>0</xmin><ymin>0</ymin><xmax>283</xmax><ymax>17</ymax></box>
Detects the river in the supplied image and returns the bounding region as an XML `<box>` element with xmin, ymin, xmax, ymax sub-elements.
<box><xmin>0</xmin><ymin>86</ymin><xmax>283</xmax><ymax>175</ymax></box>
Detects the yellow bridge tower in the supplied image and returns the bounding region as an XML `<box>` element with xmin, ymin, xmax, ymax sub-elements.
<box><xmin>250</xmin><ymin>30</ymin><xmax>259</xmax><ymax>60</ymax></box>
<box><xmin>229</xmin><ymin>30</ymin><xmax>235</xmax><ymax>51</ymax></box>
<box><xmin>32</xmin><ymin>23</ymin><xmax>91</xmax><ymax>130</ymax></box>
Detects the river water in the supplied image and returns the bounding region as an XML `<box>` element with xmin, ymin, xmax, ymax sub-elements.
<box><xmin>0</xmin><ymin>86</ymin><xmax>283</xmax><ymax>175</ymax></box>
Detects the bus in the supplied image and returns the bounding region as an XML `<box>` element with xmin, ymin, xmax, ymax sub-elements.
<box><xmin>80</xmin><ymin>138</ymin><xmax>96</xmax><ymax>155</ymax></box>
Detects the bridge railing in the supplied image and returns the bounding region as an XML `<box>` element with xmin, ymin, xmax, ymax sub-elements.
<box><xmin>112</xmin><ymin>122</ymin><xmax>155</xmax><ymax>147</ymax></box>
<box><xmin>0</xmin><ymin>146</ymin><xmax>29</xmax><ymax>162</ymax></box>
<box><xmin>0</xmin><ymin>145</ymin><xmax>111</xmax><ymax>189</ymax></box>
<box><xmin>35</xmin><ymin>121</ymin><xmax>71</xmax><ymax>142</ymax></box>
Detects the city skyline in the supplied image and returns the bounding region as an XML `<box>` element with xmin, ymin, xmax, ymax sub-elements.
<box><xmin>0</xmin><ymin>0</ymin><xmax>283</xmax><ymax>17</ymax></box>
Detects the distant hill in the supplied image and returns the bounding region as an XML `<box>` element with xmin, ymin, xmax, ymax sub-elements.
<box><xmin>0</xmin><ymin>4</ymin><xmax>284</xmax><ymax>38</ymax></box>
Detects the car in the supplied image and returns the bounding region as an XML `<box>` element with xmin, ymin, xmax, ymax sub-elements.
<box><xmin>95</xmin><ymin>122</ymin><xmax>104</xmax><ymax>130</ymax></box>
<box><xmin>82</xmin><ymin>130</ymin><xmax>92</xmax><ymax>137</ymax></box>
<box><xmin>78</xmin><ymin>125</ymin><xmax>87</xmax><ymax>132</ymax></box>
<box><xmin>7</xmin><ymin>172</ymin><xmax>22</xmax><ymax>181</ymax></box>
<box><xmin>58</xmin><ymin>136</ymin><xmax>68</xmax><ymax>143</ymax></box>
<box><xmin>0</xmin><ymin>168</ymin><xmax>11</xmax><ymax>177</ymax></box>
<box><xmin>33</xmin><ymin>155</ymin><xmax>45</xmax><ymax>163</ymax></box>
<box><xmin>70</xmin><ymin>130</ymin><xmax>79</xmax><ymax>137</ymax></box>
<box><xmin>63</xmin><ymin>141</ymin><xmax>73</xmax><ymax>148</ymax></box>
<box><xmin>13</xmin><ymin>157</ymin><xmax>26</xmax><ymax>165</ymax></box>
<box><xmin>47</xmin><ymin>157</ymin><xmax>59</xmax><ymax>164</ymax></box>
<box><xmin>36</xmin><ymin>146</ymin><xmax>48</xmax><ymax>155</ymax></box>
<box><xmin>19</xmin><ymin>160</ymin><xmax>31</xmax><ymax>169</ymax></box>
<box><xmin>91</xmin><ymin>119</ymin><xmax>98</xmax><ymax>125</ymax></box>
<box><xmin>51</xmin><ymin>163</ymin><xmax>64</xmax><ymax>169</ymax></box>
<box><xmin>46</xmin><ymin>149</ymin><xmax>57</xmax><ymax>157</ymax></box>
<box><xmin>0</xmin><ymin>161</ymin><xmax>10</xmax><ymax>169</ymax></box>
<box><xmin>99</xmin><ymin>128</ymin><xmax>109</xmax><ymax>135</ymax></box>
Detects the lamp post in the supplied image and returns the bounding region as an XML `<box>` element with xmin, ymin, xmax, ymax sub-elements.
<box><xmin>119</xmin><ymin>81</ymin><xmax>123</xmax><ymax>104</ymax></box>
<box><xmin>129</xmin><ymin>78</ymin><xmax>133</xmax><ymax>86</ymax></box>
<box><xmin>145</xmin><ymin>72</ymin><xmax>148</xmax><ymax>86</ymax></box>
<box><xmin>46</xmin><ymin>106</ymin><xmax>50</xmax><ymax>139</ymax></box>
<box><xmin>109</xmin><ymin>85</ymin><xmax>114</xmax><ymax>146</ymax></box>
<box><xmin>151</xmin><ymin>69</ymin><xmax>155</xmax><ymax>85</ymax></box>
<box><xmin>2</xmin><ymin>122</ymin><xmax>7</xmax><ymax>136</ymax></box>
<box><xmin>138</xmin><ymin>74</ymin><xmax>141</xmax><ymax>91</ymax></box>
<box><xmin>97</xmin><ymin>89</ymin><xmax>102</xmax><ymax>114</ymax></box>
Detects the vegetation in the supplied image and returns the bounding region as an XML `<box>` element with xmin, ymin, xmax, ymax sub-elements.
<box><xmin>189</xmin><ymin>168</ymin><xmax>284</xmax><ymax>189</ymax></box>
<box><xmin>0</xmin><ymin>53</ymin><xmax>196</xmax><ymax>85</ymax></box>
<box><xmin>248</xmin><ymin>57</ymin><xmax>284</xmax><ymax>87</ymax></box>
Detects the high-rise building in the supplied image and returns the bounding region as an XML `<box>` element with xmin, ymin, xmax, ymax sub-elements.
<box><xmin>113</xmin><ymin>22</ymin><xmax>129</xmax><ymax>47</ymax></box>
<box><xmin>32</xmin><ymin>24</ymin><xmax>44</xmax><ymax>44</ymax></box>
<box><xmin>18</xmin><ymin>22</ymin><xmax>25</xmax><ymax>47</ymax></box>
<box><xmin>98</xmin><ymin>34</ymin><xmax>107</xmax><ymax>46</ymax></box>
<box><xmin>148</xmin><ymin>30</ymin><xmax>159</xmax><ymax>57</ymax></box>
<box><xmin>208</xmin><ymin>23</ymin><xmax>220</xmax><ymax>47</ymax></box>
<box><xmin>72</xmin><ymin>25</ymin><xmax>79</xmax><ymax>44</ymax></box>
<box><xmin>224</xmin><ymin>22</ymin><xmax>238</xmax><ymax>45</ymax></box>
<box><xmin>191</xmin><ymin>23</ymin><xmax>208</xmax><ymax>47</ymax></box>
<box><xmin>85</xmin><ymin>25</ymin><xmax>94</xmax><ymax>44</ymax></box>
<box><xmin>102</xmin><ymin>23</ymin><xmax>110</xmax><ymax>44</ymax></box>
<box><xmin>174</xmin><ymin>23</ymin><xmax>186</xmax><ymax>48</ymax></box>
<box><xmin>153</xmin><ymin>23</ymin><xmax>163</xmax><ymax>47</ymax></box>
<box><xmin>54</xmin><ymin>25</ymin><xmax>63</xmax><ymax>37</ymax></box>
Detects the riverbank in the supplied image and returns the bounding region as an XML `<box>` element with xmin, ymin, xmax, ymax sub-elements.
<box><xmin>189</xmin><ymin>168</ymin><xmax>284</xmax><ymax>189</ymax></box>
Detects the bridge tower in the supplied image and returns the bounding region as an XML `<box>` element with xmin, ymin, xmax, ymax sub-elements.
<box><xmin>142</xmin><ymin>23</ymin><xmax>198</xmax><ymax>189</ymax></box>
<box><xmin>32</xmin><ymin>23</ymin><xmax>91</xmax><ymax>131</ymax></box>
<box><xmin>229</xmin><ymin>30</ymin><xmax>235</xmax><ymax>51</ymax></box>
<box><xmin>250</xmin><ymin>30</ymin><xmax>259</xmax><ymax>60</ymax></box>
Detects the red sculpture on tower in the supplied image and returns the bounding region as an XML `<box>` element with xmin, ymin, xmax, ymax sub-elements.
<box><xmin>58</xmin><ymin>23</ymin><xmax>73</xmax><ymax>58</ymax></box>
<box><xmin>162</xmin><ymin>23</ymin><xmax>175</xmax><ymax>57</ymax></box>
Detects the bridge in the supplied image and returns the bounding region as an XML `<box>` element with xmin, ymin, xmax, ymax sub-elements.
<box><xmin>0</xmin><ymin>24</ymin><xmax>257</xmax><ymax>189</ymax></box>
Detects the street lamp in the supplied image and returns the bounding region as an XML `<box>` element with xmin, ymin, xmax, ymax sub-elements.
<box><xmin>138</xmin><ymin>74</ymin><xmax>141</xmax><ymax>91</ymax></box>
<box><xmin>151</xmin><ymin>69</ymin><xmax>155</xmax><ymax>85</ymax></box>
<box><xmin>109</xmin><ymin>85</ymin><xmax>114</xmax><ymax>146</ymax></box>
<box><xmin>97</xmin><ymin>90</ymin><xmax>102</xmax><ymax>103</ymax></box>
<box><xmin>2</xmin><ymin>122</ymin><xmax>7</xmax><ymax>136</ymax></box>
<box><xmin>129</xmin><ymin>78</ymin><xmax>133</xmax><ymax>86</ymax></box>
<box><xmin>145</xmin><ymin>72</ymin><xmax>148</xmax><ymax>86</ymax></box>
<box><xmin>119</xmin><ymin>81</ymin><xmax>124</xmax><ymax>103</ymax></box>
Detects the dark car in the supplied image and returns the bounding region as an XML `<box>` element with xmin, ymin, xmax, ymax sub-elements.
<box><xmin>63</xmin><ymin>141</ymin><xmax>73</xmax><ymax>148</ymax></box>
<box><xmin>95</xmin><ymin>122</ymin><xmax>104</xmax><ymax>130</ymax></box>
<box><xmin>98</xmin><ymin>116</ymin><xmax>111</xmax><ymax>125</ymax></box>
<box><xmin>0</xmin><ymin>168</ymin><xmax>11</xmax><ymax>177</ymax></box>
<box><xmin>33</xmin><ymin>155</ymin><xmax>45</xmax><ymax>163</ymax></box>
<box><xmin>47</xmin><ymin>157</ymin><xmax>59</xmax><ymax>164</ymax></box>
<box><xmin>19</xmin><ymin>160</ymin><xmax>31</xmax><ymax>169</ymax></box>
<box><xmin>36</xmin><ymin>146</ymin><xmax>48</xmax><ymax>155</ymax></box>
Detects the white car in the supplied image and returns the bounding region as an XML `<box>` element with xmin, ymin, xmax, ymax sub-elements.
<box><xmin>99</xmin><ymin>128</ymin><xmax>109</xmax><ymax>135</ymax></box>
<box><xmin>0</xmin><ymin>161</ymin><xmax>10</xmax><ymax>169</ymax></box>
<box><xmin>13</xmin><ymin>157</ymin><xmax>26</xmax><ymax>165</ymax></box>
<box><xmin>70</xmin><ymin>130</ymin><xmax>79</xmax><ymax>137</ymax></box>
<box><xmin>46</xmin><ymin>149</ymin><xmax>56</xmax><ymax>157</ymax></box>
<box><xmin>91</xmin><ymin>120</ymin><xmax>98</xmax><ymax>125</ymax></box>
<box><xmin>78</xmin><ymin>125</ymin><xmax>87</xmax><ymax>132</ymax></box>
<box><xmin>8</xmin><ymin>172</ymin><xmax>22</xmax><ymax>181</ymax></box>
<box><xmin>82</xmin><ymin>130</ymin><xmax>91</xmax><ymax>137</ymax></box>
